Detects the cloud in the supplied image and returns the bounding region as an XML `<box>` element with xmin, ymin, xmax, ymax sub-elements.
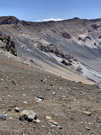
<box><xmin>32</xmin><ymin>18</ymin><xmax>64</xmax><ymax>22</ymax></box>
<box><xmin>43</xmin><ymin>18</ymin><xmax>63</xmax><ymax>22</ymax></box>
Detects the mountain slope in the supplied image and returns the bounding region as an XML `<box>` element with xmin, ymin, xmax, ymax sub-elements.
<box><xmin>0</xmin><ymin>47</ymin><xmax>100</xmax><ymax>135</ymax></box>
<box><xmin>1</xmin><ymin>16</ymin><xmax>101</xmax><ymax>134</ymax></box>
<box><xmin>0</xmin><ymin>16</ymin><xmax>101</xmax><ymax>83</ymax></box>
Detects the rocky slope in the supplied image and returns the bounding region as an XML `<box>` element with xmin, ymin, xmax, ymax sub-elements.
<box><xmin>0</xmin><ymin>16</ymin><xmax>101</xmax><ymax>135</ymax></box>
<box><xmin>0</xmin><ymin>49</ymin><xmax>100</xmax><ymax>135</ymax></box>
<box><xmin>0</xmin><ymin>16</ymin><xmax>101</xmax><ymax>83</ymax></box>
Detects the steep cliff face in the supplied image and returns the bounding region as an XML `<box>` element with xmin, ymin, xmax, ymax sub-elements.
<box><xmin>0</xmin><ymin>16</ymin><xmax>101</xmax><ymax>82</ymax></box>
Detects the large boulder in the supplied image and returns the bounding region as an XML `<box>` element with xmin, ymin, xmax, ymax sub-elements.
<box><xmin>19</xmin><ymin>110</ymin><xmax>37</xmax><ymax>122</ymax></box>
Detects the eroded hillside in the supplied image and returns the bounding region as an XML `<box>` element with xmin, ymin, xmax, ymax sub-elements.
<box><xmin>0</xmin><ymin>16</ymin><xmax>101</xmax><ymax>82</ymax></box>
<box><xmin>0</xmin><ymin>16</ymin><xmax>101</xmax><ymax>135</ymax></box>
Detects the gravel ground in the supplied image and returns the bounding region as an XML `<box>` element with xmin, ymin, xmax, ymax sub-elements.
<box><xmin>0</xmin><ymin>54</ymin><xmax>100</xmax><ymax>135</ymax></box>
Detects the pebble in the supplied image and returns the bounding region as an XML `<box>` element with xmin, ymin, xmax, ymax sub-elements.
<box><xmin>85</xmin><ymin>126</ymin><xmax>90</xmax><ymax>130</ymax></box>
<box><xmin>82</xmin><ymin>111</ymin><xmax>92</xmax><ymax>116</ymax></box>
<box><xmin>11</xmin><ymin>80</ymin><xmax>16</xmax><ymax>85</ymax></box>
<box><xmin>52</xmin><ymin>92</ymin><xmax>56</xmax><ymax>95</ymax></box>
<box><xmin>41</xmin><ymin>79</ymin><xmax>47</xmax><ymax>83</ymax></box>
<box><xmin>35</xmin><ymin>119</ymin><xmax>40</xmax><ymax>123</ymax></box>
<box><xmin>14</xmin><ymin>107</ymin><xmax>20</xmax><ymax>113</ymax></box>
<box><xmin>48</xmin><ymin>119</ymin><xmax>58</xmax><ymax>127</ymax></box>
<box><xmin>46</xmin><ymin>116</ymin><xmax>52</xmax><ymax>120</ymax></box>
<box><xmin>46</xmin><ymin>116</ymin><xmax>62</xmax><ymax>129</ymax></box>
<box><xmin>23</xmin><ymin>101</ymin><xmax>28</xmax><ymax>104</ymax></box>
<box><xmin>35</xmin><ymin>96</ymin><xmax>44</xmax><ymax>103</ymax></box>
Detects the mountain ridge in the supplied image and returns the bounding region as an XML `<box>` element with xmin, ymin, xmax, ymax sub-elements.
<box><xmin>1</xmin><ymin>16</ymin><xmax>101</xmax><ymax>24</ymax></box>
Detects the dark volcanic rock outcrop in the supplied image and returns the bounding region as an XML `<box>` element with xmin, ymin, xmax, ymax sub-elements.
<box><xmin>0</xmin><ymin>33</ymin><xmax>17</xmax><ymax>56</ymax></box>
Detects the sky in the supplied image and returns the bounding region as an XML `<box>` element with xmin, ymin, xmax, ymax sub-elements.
<box><xmin>0</xmin><ymin>0</ymin><xmax>101</xmax><ymax>21</ymax></box>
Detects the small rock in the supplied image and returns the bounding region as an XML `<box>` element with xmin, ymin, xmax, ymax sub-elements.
<box><xmin>85</xmin><ymin>126</ymin><xmax>90</xmax><ymax>130</ymax></box>
<box><xmin>11</xmin><ymin>80</ymin><xmax>16</xmax><ymax>85</ymax></box>
<box><xmin>82</xmin><ymin>111</ymin><xmax>92</xmax><ymax>116</ymax></box>
<box><xmin>35</xmin><ymin>119</ymin><xmax>40</xmax><ymax>123</ymax></box>
<box><xmin>46</xmin><ymin>116</ymin><xmax>52</xmax><ymax>120</ymax></box>
<box><xmin>80</xmin><ymin>121</ymin><xmax>84</xmax><ymax>124</ymax></box>
<box><xmin>48</xmin><ymin>119</ymin><xmax>58</xmax><ymax>127</ymax></box>
<box><xmin>52</xmin><ymin>92</ymin><xmax>56</xmax><ymax>95</ymax></box>
<box><xmin>35</xmin><ymin>96</ymin><xmax>44</xmax><ymax>103</ymax></box>
<box><xmin>19</xmin><ymin>110</ymin><xmax>37</xmax><ymax>122</ymax></box>
<box><xmin>46</xmin><ymin>116</ymin><xmax>61</xmax><ymax>128</ymax></box>
<box><xmin>57</xmin><ymin>125</ymin><xmax>63</xmax><ymax>129</ymax></box>
<box><xmin>0</xmin><ymin>114</ymin><xmax>7</xmax><ymax>120</ymax></box>
<box><xmin>23</xmin><ymin>101</ymin><xmax>28</xmax><ymax>104</ymax></box>
<box><xmin>14</xmin><ymin>107</ymin><xmax>20</xmax><ymax>113</ymax></box>
<box><xmin>41</xmin><ymin>79</ymin><xmax>47</xmax><ymax>83</ymax></box>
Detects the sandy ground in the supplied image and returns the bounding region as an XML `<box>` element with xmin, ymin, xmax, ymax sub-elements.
<box><xmin>0</xmin><ymin>54</ymin><xmax>101</xmax><ymax>135</ymax></box>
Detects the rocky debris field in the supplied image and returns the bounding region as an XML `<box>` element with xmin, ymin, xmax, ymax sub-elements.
<box><xmin>0</xmin><ymin>53</ymin><xmax>100</xmax><ymax>135</ymax></box>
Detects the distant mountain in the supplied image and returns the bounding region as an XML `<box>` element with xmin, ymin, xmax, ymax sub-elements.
<box><xmin>0</xmin><ymin>16</ymin><xmax>101</xmax><ymax>83</ymax></box>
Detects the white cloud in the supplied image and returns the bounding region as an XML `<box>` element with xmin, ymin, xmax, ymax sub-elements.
<box><xmin>43</xmin><ymin>18</ymin><xmax>63</xmax><ymax>22</ymax></box>
<box><xmin>32</xmin><ymin>18</ymin><xmax>64</xmax><ymax>22</ymax></box>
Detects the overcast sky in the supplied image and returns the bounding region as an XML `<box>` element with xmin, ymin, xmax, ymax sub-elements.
<box><xmin>0</xmin><ymin>0</ymin><xmax>101</xmax><ymax>21</ymax></box>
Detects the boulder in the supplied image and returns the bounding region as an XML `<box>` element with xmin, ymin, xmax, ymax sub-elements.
<box><xmin>19</xmin><ymin>110</ymin><xmax>37</xmax><ymax>122</ymax></box>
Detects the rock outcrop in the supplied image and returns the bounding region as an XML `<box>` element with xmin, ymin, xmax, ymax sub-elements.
<box><xmin>0</xmin><ymin>33</ymin><xmax>17</xmax><ymax>56</ymax></box>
